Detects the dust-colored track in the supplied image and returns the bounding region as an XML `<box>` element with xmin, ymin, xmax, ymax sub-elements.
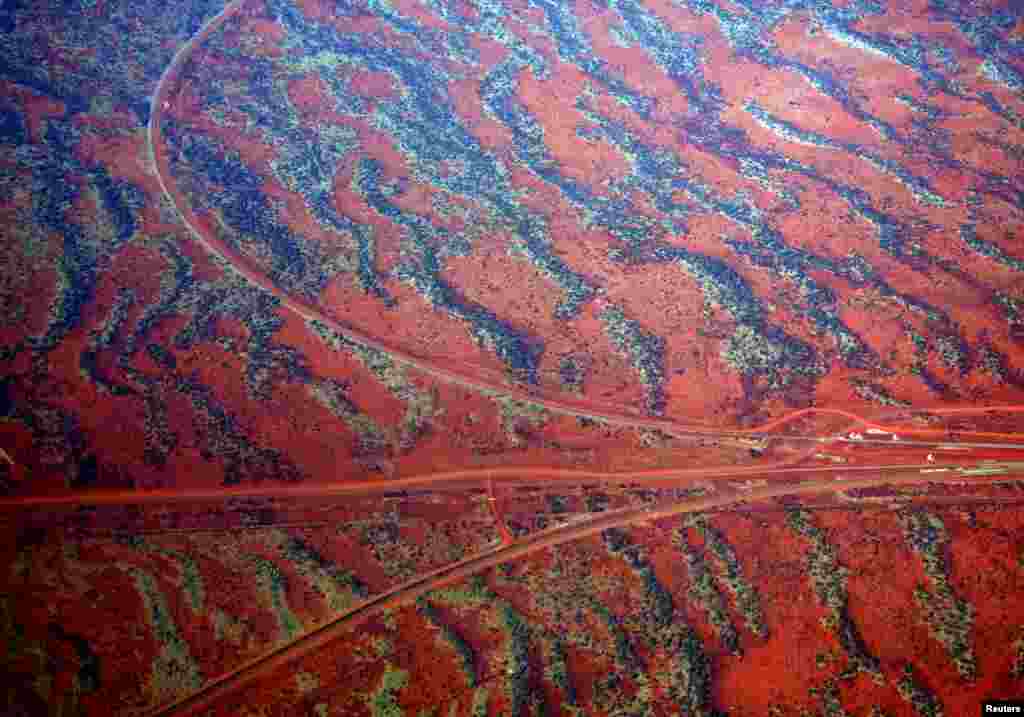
<box><xmin>146</xmin><ymin>0</ymin><xmax>1024</xmax><ymax>445</ymax></box>
<box><xmin>0</xmin><ymin>458</ymin><xmax>1011</xmax><ymax>509</ymax></box>
<box><xmin>133</xmin><ymin>4</ymin><xmax>1024</xmax><ymax>716</ymax></box>
<box><xmin>146</xmin><ymin>467</ymin><xmax>1024</xmax><ymax>717</ymax></box>
<box><xmin>5</xmin><ymin>407</ymin><xmax>1024</xmax><ymax>511</ymax></box>
<box><xmin>4</xmin><ymin>403</ymin><xmax>1024</xmax><ymax>509</ymax></box>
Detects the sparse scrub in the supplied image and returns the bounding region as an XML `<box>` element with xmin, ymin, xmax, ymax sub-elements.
<box><xmin>850</xmin><ymin>379</ymin><xmax>910</xmax><ymax>408</ymax></box>
<box><xmin>686</xmin><ymin>515</ymin><xmax>767</xmax><ymax>639</ymax></box>
<box><xmin>900</xmin><ymin>511</ymin><xmax>976</xmax><ymax>680</ymax></box>
<box><xmin>499</xmin><ymin>602</ymin><xmax>533</xmax><ymax>717</ymax></box>
<box><xmin>811</xmin><ymin>680</ymin><xmax>850</xmax><ymax>717</ymax></box>
<box><xmin>599</xmin><ymin>305</ymin><xmax>667</xmax><ymax>414</ymax></box>
<box><xmin>128</xmin><ymin>568</ymin><xmax>203</xmax><ymax>700</ymax></box>
<box><xmin>417</xmin><ymin>599</ymin><xmax>478</xmax><ymax>687</ymax></box>
<box><xmin>273</xmin><ymin>531</ymin><xmax>368</xmax><ymax>613</ymax></box>
<box><xmin>430</xmin><ymin>574</ymin><xmax>496</xmax><ymax>607</ymax></box>
<box><xmin>785</xmin><ymin>509</ymin><xmax>881</xmax><ymax>680</ymax></box>
<box><xmin>470</xmin><ymin>687</ymin><xmax>489</xmax><ymax>717</ymax></box>
<box><xmin>251</xmin><ymin>556</ymin><xmax>302</xmax><ymax>641</ymax></box>
<box><xmin>589</xmin><ymin>600</ymin><xmax>636</xmax><ymax>669</ymax></box>
<box><xmin>122</xmin><ymin>537</ymin><xmax>206</xmax><ymax>614</ymax></box>
<box><xmin>673</xmin><ymin>527</ymin><xmax>741</xmax><ymax>654</ymax></box>
<box><xmin>1013</xmin><ymin>634</ymin><xmax>1024</xmax><ymax>679</ymax></box>
<box><xmin>896</xmin><ymin>664</ymin><xmax>944</xmax><ymax>717</ymax></box>
<box><xmin>543</xmin><ymin>637</ymin><xmax>576</xmax><ymax>706</ymax></box>
<box><xmin>603</xmin><ymin>526</ymin><xmax>718</xmax><ymax>717</ymax></box>
<box><xmin>369</xmin><ymin>665</ymin><xmax>409</xmax><ymax>717</ymax></box>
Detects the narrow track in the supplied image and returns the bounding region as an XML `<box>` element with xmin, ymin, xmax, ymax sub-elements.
<box><xmin>0</xmin><ymin>458</ymin><xmax>1013</xmax><ymax>509</ymax></box>
<box><xmin>131</xmin><ymin>4</ymin><xmax>1024</xmax><ymax>716</ymax></box>
<box><xmin>146</xmin><ymin>0</ymin><xmax>1024</xmax><ymax>446</ymax></box>
<box><xmin>146</xmin><ymin>467</ymin><xmax>1024</xmax><ymax>717</ymax></box>
<box><xmin>4</xmin><ymin>401</ymin><xmax>1023</xmax><ymax>512</ymax></box>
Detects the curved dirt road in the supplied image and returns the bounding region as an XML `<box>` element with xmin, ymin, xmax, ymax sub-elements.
<box><xmin>134</xmin><ymin>4</ymin><xmax>1024</xmax><ymax>716</ymax></box>
<box><xmin>146</xmin><ymin>0</ymin><xmax>1024</xmax><ymax>446</ymax></box>
<box><xmin>147</xmin><ymin>465</ymin><xmax>1024</xmax><ymax>717</ymax></box>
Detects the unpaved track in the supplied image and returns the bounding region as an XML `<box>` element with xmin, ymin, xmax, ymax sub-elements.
<box><xmin>133</xmin><ymin>4</ymin><xmax>1024</xmax><ymax>715</ymax></box>
<box><xmin>147</xmin><ymin>0</ymin><xmax>1024</xmax><ymax>444</ymax></box>
<box><xmin>147</xmin><ymin>467</ymin><xmax>1024</xmax><ymax>717</ymax></box>
<box><xmin>0</xmin><ymin>459</ymin><xmax>998</xmax><ymax>508</ymax></box>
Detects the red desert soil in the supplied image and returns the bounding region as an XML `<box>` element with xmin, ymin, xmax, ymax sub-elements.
<box><xmin>3</xmin><ymin>0</ymin><xmax>1024</xmax><ymax>714</ymax></box>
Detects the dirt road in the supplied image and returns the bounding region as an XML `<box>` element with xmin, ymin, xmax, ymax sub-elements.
<box><xmin>147</xmin><ymin>466</ymin><xmax>1024</xmax><ymax>717</ymax></box>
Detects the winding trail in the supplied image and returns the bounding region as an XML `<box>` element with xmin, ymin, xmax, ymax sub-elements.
<box><xmin>146</xmin><ymin>0</ymin><xmax>1024</xmax><ymax>445</ymax></box>
<box><xmin>128</xmin><ymin>3</ymin><xmax>1024</xmax><ymax>716</ymax></box>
